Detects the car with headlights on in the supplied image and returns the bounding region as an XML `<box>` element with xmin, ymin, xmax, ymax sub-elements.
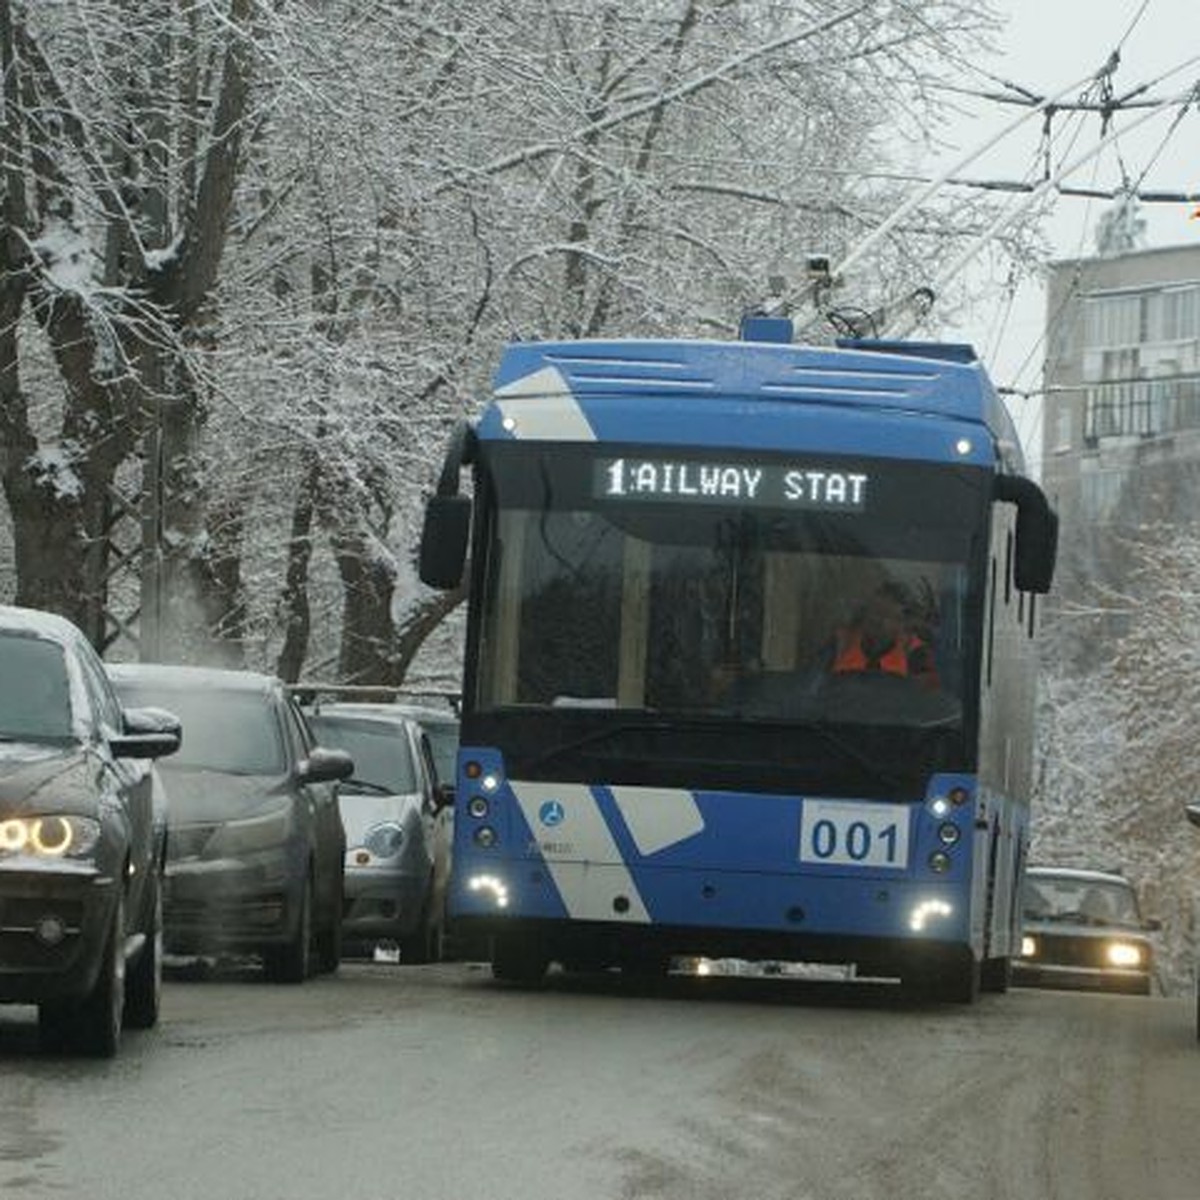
<box><xmin>303</xmin><ymin>702</ymin><xmax>451</xmax><ymax>962</ymax></box>
<box><xmin>107</xmin><ymin>663</ymin><xmax>351</xmax><ymax>982</ymax></box>
<box><xmin>0</xmin><ymin>605</ymin><xmax>180</xmax><ymax>1056</ymax></box>
<box><xmin>1014</xmin><ymin>866</ymin><xmax>1159</xmax><ymax>996</ymax></box>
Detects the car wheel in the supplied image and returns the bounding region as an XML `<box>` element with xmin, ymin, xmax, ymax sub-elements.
<box><xmin>399</xmin><ymin>886</ymin><xmax>440</xmax><ymax>965</ymax></box>
<box><xmin>263</xmin><ymin>871</ymin><xmax>313</xmax><ymax>983</ymax></box>
<box><xmin>37</xmin><ymin>1001</ymin><xmax>73</xmax><ymax>1053</ymax></box>
<box><xmin>315</xmin><ymin>900</ymin><xmax>342</xmax><ymax>976</ymax></box>
<box><xmin>73</xmin><ymin>892</ymin><xmax>126</xmax><ymax>1057</ymax></box>
<box><xmin>124</xmin><ymin>871</ymin><xmax>163</xmax><ymax>1029</ymax></box>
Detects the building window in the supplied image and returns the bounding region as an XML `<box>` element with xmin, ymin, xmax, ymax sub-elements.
<box><xmin>1085</xmin><ymin>293</ymin><xmax>1142</xmax><ymax>347</ymax></box>
<box><xmin>1159</xmin><ymin>286</ymin><xmax>1200</xmax><ymax>342</ymax></box>
<box><xmin>1084</xmin><ymin>380</ymin><xmax>1156</xmax><ymax>441</ymax></box>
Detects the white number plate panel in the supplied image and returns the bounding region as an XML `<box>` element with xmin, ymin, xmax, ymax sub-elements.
<box><xmin>798</xmin><ymin>800</ymin><xmax>910</xmax><ymax>870</ymax></box>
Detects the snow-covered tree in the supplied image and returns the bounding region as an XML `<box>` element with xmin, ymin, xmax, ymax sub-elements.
<box><xmin>1037</xmin><ymin>523</ymin><xmax>1200</xmax><ymax>992</ymax></box>
<box><xmin>2</xmin><ymin>0</ymin><xmax>1027</xmax><ymax>682</ymax></box>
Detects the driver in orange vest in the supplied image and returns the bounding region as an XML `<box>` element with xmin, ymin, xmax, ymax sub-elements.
<box><xmin>829</xmin><ymin>581</ymin><xmax>939</xmax><ymax>688</ymax></box>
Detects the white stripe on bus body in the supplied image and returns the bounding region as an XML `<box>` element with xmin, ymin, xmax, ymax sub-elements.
<box><xmin>509</xmin><ymin>781</ymin><xmax>649</xmax><ymax>923</ymax></box>
<box><xmin>608</xmin><ymin>786</ymin><xmax>705</xmax><ymax>856</ymax></box>
<box><xmin>494</xmin><ymin>366</ymin><xmax>597</xmax><ymax>440</ymax></box>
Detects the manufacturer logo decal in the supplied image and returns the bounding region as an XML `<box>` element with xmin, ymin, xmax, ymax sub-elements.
<box><xmin>538</xmin><ymin>800</ymin><xmax>565</xmax><ymax>827</ymax></box>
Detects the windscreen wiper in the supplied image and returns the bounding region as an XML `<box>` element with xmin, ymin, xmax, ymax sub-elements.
<box><xmin>341</xmin><ymin>777</ymin><xmax>398</xmax><ymax>796</ymax></box>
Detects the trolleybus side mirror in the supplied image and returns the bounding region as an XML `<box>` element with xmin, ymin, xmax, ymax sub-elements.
<box><xmin>994</xmin><ymin>475</ymin><xmax>1058</xmax><ymax>595</ymax></box>
<box><xmin>420</xmin><ymin>494</ymin><xmax>471</xmax><ymax>589</ymax></box>
<box><xmin>419</xmin><ymin>421</ymin><xmax>475</xmax><ymax>590</ymax></box>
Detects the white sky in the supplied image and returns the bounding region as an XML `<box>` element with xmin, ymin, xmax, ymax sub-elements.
<box><xmin>931</xmin><ymin>0</ymin><xmax>1200</xmax><ymax>466</ymax></box>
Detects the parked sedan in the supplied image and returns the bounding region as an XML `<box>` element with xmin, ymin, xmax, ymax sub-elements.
<box><xmin>107</xmin><ymin>663</ymin><xmax>351</xmax><ymax>982</ymax></box>
<box><xmin>0</xmin><ymin>605</ymin><xmax>180</xmax><ymax>1056</ymax></box>
<box><xmin>304</xmin><ymin>703</ymin><xmax>450</xmax><ymax>962</ymax></box>
<box><xmin>1014</xmin><ymin>866</ymin><xmax>1159</xmax><ymax>996</ymax></box>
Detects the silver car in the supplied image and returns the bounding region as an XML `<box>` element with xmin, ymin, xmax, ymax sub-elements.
<box><xmin>1014</xmin><ymin>866</ymin><xmax>1159</xmax><ymax>996</ymax></box>
<box><xmin>304</xmin><ymin>703</ymin><xmax>451</xmax><ymax>962</ymax></box>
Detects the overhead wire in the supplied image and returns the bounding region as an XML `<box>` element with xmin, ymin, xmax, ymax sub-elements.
<box><xmin>1004</xmin><ymin>18</ymin><xmax>1200</xmax><ymax>458</ymax></box>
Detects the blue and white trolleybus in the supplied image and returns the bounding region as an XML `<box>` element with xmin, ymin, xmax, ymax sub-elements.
<box><xmin>420</xmin><ymin>323</ymin><xmax>1056</xmax><ymax>1002</ymax></box>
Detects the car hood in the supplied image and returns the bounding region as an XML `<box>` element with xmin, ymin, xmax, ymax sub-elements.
<box><xmin>0</xmin><ymin>741</ymin><xmax>100</xmax><ymax>816</ymax></box>
<box><xmin>156</xmin><ymin>766</ymin><xmax>290</xmax><ymax>824</ymax></box>
<box><xmin>338</xmin><ymin>791</ymin><xmax>424</xmax><ymax>846</ymax></box>
<box><xmin>1023</xmin><ymin>917</ymin><xmax>1149</xmax><ymax>940</ymax></box>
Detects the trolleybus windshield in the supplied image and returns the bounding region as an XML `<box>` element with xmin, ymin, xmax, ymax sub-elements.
<box><xmin>471</xmin><ymin>443</ymin><xmax>990</xmax><ymax>795</ymax></box>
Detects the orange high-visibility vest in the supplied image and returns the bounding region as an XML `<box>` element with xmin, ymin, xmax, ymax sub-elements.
<box><xmin>832</xmin><ymin>629</ymin><xmax>927</xmax><ymax>677</ymax></box>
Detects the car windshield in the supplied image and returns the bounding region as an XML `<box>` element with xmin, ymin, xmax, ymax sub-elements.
<box><xmin>112</xmin><ymin>682</ymin><xmax>285</xmax><ymax>775</ymax></box>
<box><xmin>419</xmin><ymin>720</ymin><xmax>458</xmax><ymax>785</ymax></box>
<box><xmin>1023</xmin><ymin>876</ymin><xmax>1142</xmax><ymax>927</ymax></box>
<box><xmin>0</xmin><ymin>632</ymin><xmax>73</xmax><ymax>740</ymax></box>
<box><xmin>307</xmin><ymin>716</ymin><xmax>418</xmax><ymax>794</ymax></box>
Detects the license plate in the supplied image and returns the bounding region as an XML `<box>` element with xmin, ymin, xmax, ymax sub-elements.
<box><xmin>798</xmin><ymin>800</ymin><xmax>910</xmax><ymax>869</ymax></box>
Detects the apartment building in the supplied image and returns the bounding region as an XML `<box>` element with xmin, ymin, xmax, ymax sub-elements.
<box><xmin>1041</xmin><ymin>243</ymin><xmax>1200</xmax><ymax>591</ymax></box>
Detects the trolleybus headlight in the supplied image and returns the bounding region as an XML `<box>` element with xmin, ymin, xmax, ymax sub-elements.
<box><xmin>467</xmin><ymin>795</ymin><xmax>489</xmax><ymax>819</ymax></box>
<box><xmin>1105</xmin><ymin>941</ymin><xmax>1143</xmax><ymax>968</ymax></box>
<box><xmin>927</xmin><ymin>850</ymin><xmax>952</xmax><ymax>873</ymax></box>
<box><xmin>909</xmin><ymin>899</ymin><xmax>953</xmax><ymax>932</ymax></box>
<box><xmin>473</xmin><ymin>825</ymin><xmax>498</xmax><ymax>848</ymax></box>
<box><xmin>468</xmin><ymin>874</ymin><xmax>510</xmax><ymax>908</ymax></box>
<box><xmin>937</xmin><ymin>822</ymin><xmax>961</xmax><ymax>846</ymax></box>
<box><xmin>1021</xmin><ymin>935</ymin><xmax>1038</xmax><ymax>957</ymax></box>
<box><xmin>948</xmin><ymin>786</ymin><xmax>969</xmax><ymax>807</ymax></box>
<box><xmin>928</xmin><ymin>796</ymin><xmax>951</xmax><ymax>818</ymax></box>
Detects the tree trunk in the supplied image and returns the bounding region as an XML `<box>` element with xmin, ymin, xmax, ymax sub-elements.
<box><xmin>331</xmin><ymin>529</ymin><xmax>397</xmax><ymax>684</ymax></box>
<box><xmin>275</xmin><ymin>455</ymin><xmax>319</xmax><ymax>683</ymax></box>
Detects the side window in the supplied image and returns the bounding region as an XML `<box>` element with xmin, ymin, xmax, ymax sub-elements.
<box><xmin>282</xmin><ymin>696</ymin><xmax>313</xmax><ymax>761</ymax></box>
<box><xmin>76</xmin><ymin>642</ymin><xmax>122</xmax><ymax>735</ymax></box>
<box><xmin>417</xmin><ymin>731</ymin><xmax>438</xmax><ymax>794</ymax></box>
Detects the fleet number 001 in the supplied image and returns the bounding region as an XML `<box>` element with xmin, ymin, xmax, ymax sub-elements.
<box><xmin>798</xmin><ymin>799</ymin><xmax>910</xmax><ymax>869</ymax></box>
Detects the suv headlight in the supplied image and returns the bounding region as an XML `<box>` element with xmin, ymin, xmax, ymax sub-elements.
<box><xmin>0</xmin><ymin>815</ymin><xmax>102</xmax><ymax>860</ymax></box>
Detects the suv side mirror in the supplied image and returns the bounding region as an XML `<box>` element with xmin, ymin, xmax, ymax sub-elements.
<box><xmin>113</xmin><ymin>705</ymin><xmax>182</xmax><ymax>759</ymax></box>
<box><xmin>298</xmin><ymin>747</ymin><xmax>354</xmax><ymax>785</ymax></box>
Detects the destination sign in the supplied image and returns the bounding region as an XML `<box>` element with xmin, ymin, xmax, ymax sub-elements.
<box><xmin>595</xmin><ymin>457</ymin><xmax>869</xmax><ymax>511</ymax></box>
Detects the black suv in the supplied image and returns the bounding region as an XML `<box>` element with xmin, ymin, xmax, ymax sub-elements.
<box><xmin>0</xmin><ymin>605</ymin><xmax>180</xmax><ymax>1056</ymax></box>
